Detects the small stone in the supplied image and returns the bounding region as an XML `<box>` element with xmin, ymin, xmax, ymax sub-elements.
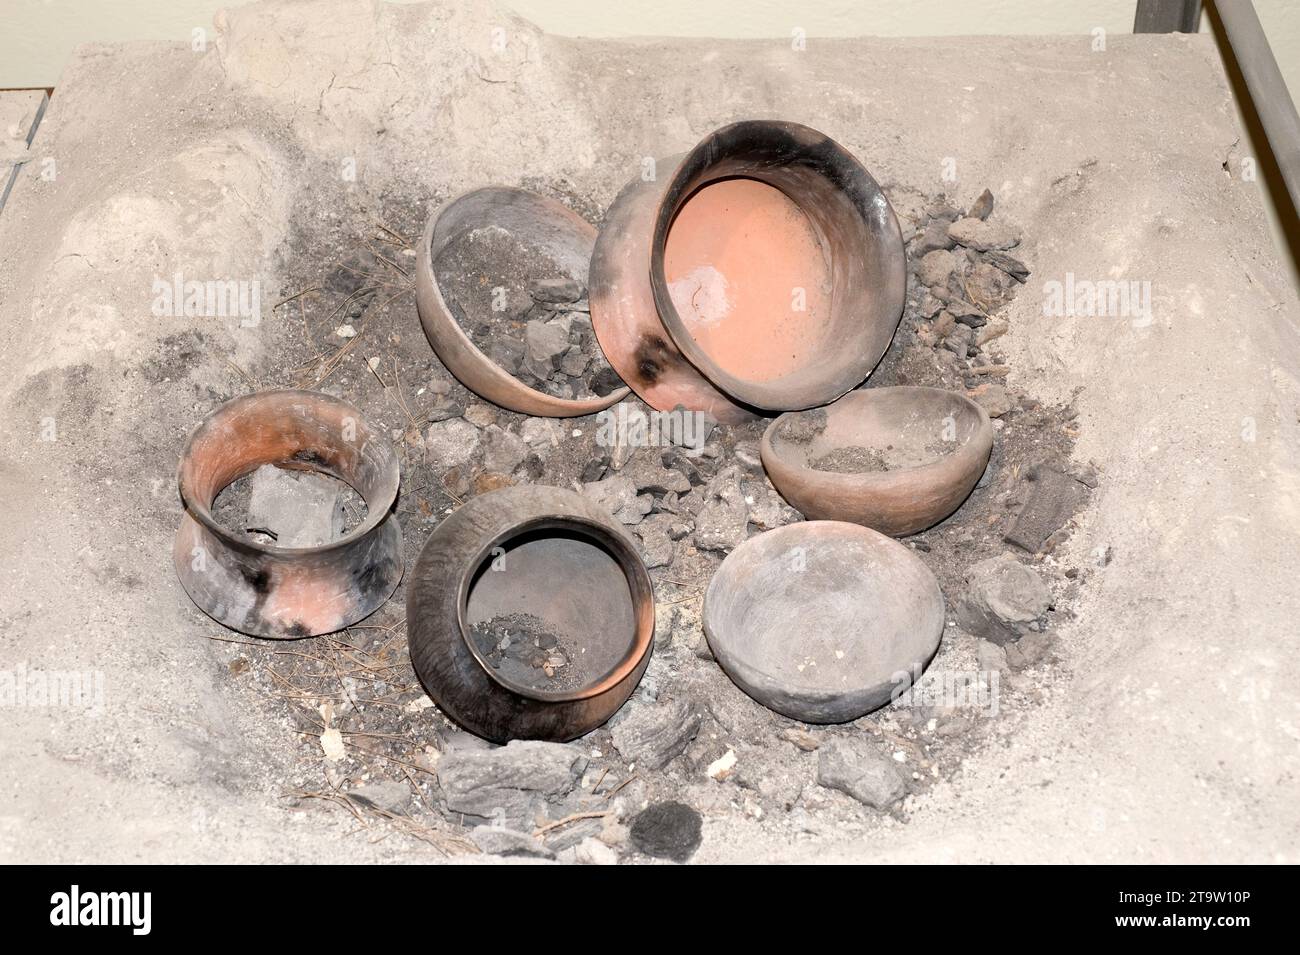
<box><xmin>560</xmin><ymin>349</ymin><xmax>589</xmax><ymax>377</ymax></box>
<box><xmin>571</xmin><ymin>836</ymin><xmax>618</xmax><ymax>865</ymax></box>
<box><xmin>926</xmin><ymin>198</ymin><xmax>961</xmax><ymax>222</ymax></box>
<box><xmin>778</xmin><ymin>727</ymin><xmax>821</xmax><ymax>752</ymax></box>
<box><xmin>463</xmin><ymin>403</ymin><xmax>497</xmax><ymax>428</ymax></box>
<box><xmin>917</xmin><ymin>249</ymin><xmax>958</xmax><ymax>289</ymax></box>
<box><xmin>426</xmin><ymin>400</ymin><xmax>465</xmax><ymax>423</ymax></box>
<box><xmin>334</xmin><ymin>323</ymin><xmax>357</xmax><ymax>338</ymax></box>
<box><xmin>319</xmin><ymin>727</ymin><xmax>345</xmax><ymax>762</ymax></box>
<box><xmin>984</xmin><ymin>250</ymin><xmax>1031</xmax><ymax>283</ymax></box>
<box><xmin>706</xmin><ymin>748</ymin><xmax>737</xmax><ymax>781</ymax></box>
<box><xmin>948</xmin><ymin>217</ymin><xmax>1020</xmax><ymax>252</ymax></box>
<box><xmin>1005</xmin><ymin>630</ymin><xmax>1053</xmax><ymax>670</ymax></box>
<box><xmin>941</xmin><ymin>323</ymin><xmax>974</xmax><ymax>359</ymax></box>
<box><xmin>437</xmin><ymin>740</ymin><xmax>582</xmax><ymax>825</ymax></box>
<box><xmin>910</xmin><ymin>219</ymin><xmax>956</xmax><ymax>257</ymax></box>
<box><xmin>425</xmin><ymin>417</ymin><xmax>481</xmax><ymax>471</ymax></box>
<box><xmin>955</xmin><ymin>554</ymin><xmax>1052</xmax><ymax>645</ymax></box>
<box><xmin>968</xmin><ymin>188</ymin><xmax>995</xmax><ymax>220</ymax></box>
<box><xmin>487</xmin><ymin>338</ymin><xmax>525</xmax><ymax>376</ymax></box>
<box><xmin>621</xmin><ymin>452</ymin><xmax>691</xmax><ymax>495</ymax></box>
<box><xmin>629</xmin><ymin>801</ymin><xmax>702</xmax><ymax>863</ymax></box>
<box><xmin>481</xmin><ymin>425</ymin><xmax>527</xmax><ymax>474</ymax></box>
<box><xmin>348</xmin><ymin>780</ymin><xmax>411</xmax><ymax>815</ymax></box>
<box><xmin>581</xmin><ymin>475</ymin><xmax>652</xmax><ymax>525</ymax></box>
<box><xmin>530</xmin><ymin>277</ymin><xmax>585</xmax><ymax>304</ymax></box>
<box><xmin>245</xmin><ymin>464</ymin><xmax>346</xmax><ymax>548</ymax></box>
<box><xmin>946</xmin><ymin>297</ymin><xmax>988</xmax><ymax>327</ymax></box>
<box><xmin>964</xmin><ymin>262</ymin><xmax>1013</xmax><ymax>311</ymax></box>
<box><xmin>520</xmin><ymin>417</ymin><xmax>561</xmax><ymax>453</ymax></box>
<box><xmin>610</xmin><ymin>698</ymin><xmax>701</xmax><ymax>770</ymax></box>
<box><xmin>693</xmin><ymin>467</ymin><xmax>749</xmax><ymax>552</ymax></box>
<box><xmin>976</xmin><ymin>639</ymin><xmax>1009</xmax><ymax>673</ymax></box>
<box><xmin>634</xmin><ymin>515</ymin><xmax>676</xmax><ymax>569</ymax></box>
<box><xmin>523</xmin><ymin>320</ymin><xmax>570</xmax><ymax>378</ymax></box>
<box><xmin>473</xmin><ymin>472</ymin><xmax>515</xmax><ymax>495</ymax></box>
<box><xmin>470</xmin><ymin>826</ymin><xmax>555</xmax><ymax>859</ymax></box>
<box><xmin>816</xmin><ymin>739</ymin><xmax>906</xmax><ymax>810</ymax></box>
<box><xmin>589</xmin><ymin>365</ymin><xmax>625</xmax><ymax>397</ymax></box>
<box><xmin>662</xmin><ymin>405</ymin><xmax>717</xmax><ymax>450</ymax></box>
<box><xmin>969</xmin><ymin>383</ymin><xmax>1013</xmax><ymax>418</ymax></box>
<box><xmin>1003</xmin><ymin>462</ymin><xmax>1089</xmax><ymax>553</ymax></box>
<box><xmin>733</xmin><ymin>441</ymin><xmax>763</xmax><ymax>472</ymax></box>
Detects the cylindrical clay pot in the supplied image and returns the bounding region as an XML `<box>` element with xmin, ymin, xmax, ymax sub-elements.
<box><xmin>174</xmin><ymin>390</ymin><xmax>403</xmax><ymax>638</ymax></box>
<box><xmin>406</xmin><ymin>485</ymin><xmax>655</xmax><ymax>743</ymax></box>
<box><xmin>415</xmin><ymin>186</ymin><xmax>630</xmax><ymax>417</ymax></box>
<box><xmin>590</xmin><ymin>120</ymin><xmax>907</xmax><ymax>422</ymax></box>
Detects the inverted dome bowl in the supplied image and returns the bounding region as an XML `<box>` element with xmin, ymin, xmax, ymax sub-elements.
<box><xmin>703</xmin><ymin>521</ymin><xmax>944</xmax><ymax>723</ymax></box>
<box><xmin>590</xmin><ymin>120</ymin><xmax>906</xmax><ymax>421</ymax></box>
<box><xmin>415</xmin><ymin>186</ymin><xmax>630</xmax><ymax>417</ymax></box>
<box><xmin>761</xmin><ymin>386</ymin><xmax>993</xmax><ymax>537</ymax></box>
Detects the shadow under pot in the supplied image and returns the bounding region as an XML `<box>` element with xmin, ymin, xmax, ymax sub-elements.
<box><xmin>415</xmin><ymin>186</ymin><xmax>631</xmax><ymax>417</ymax></box>
<box><xmin>174</xmin><ymin>389</ymin><xmax>403</xmax><ymax>638</ymax></box>
<box><xmin>406</xmin><ymin>485</ymin><xmax>655</xmax><ymax>743</ymax></box>
<box><xmin>761</xmin><ymin>386</ymin><xmax>994</xmax><ymax>536</ymax></box>
<box><xmin>590</xmin><ymin>119</ymin><xmax>906</xmax><ymax>423</ymax></box>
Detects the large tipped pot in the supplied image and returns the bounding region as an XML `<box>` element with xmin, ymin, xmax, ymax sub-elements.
<box><xmin>590</xmin><ymin>120</ymin><xmax>906</xmax><ymax>423</ymax></box>
<box><xmin>415</xmin><ymin>186</ymin><xmax>630</xmax><ymax>417</ymax></box>
<box><xmin>174</xmin><ymin>390</ymin><xmax>403</xmax><ymax>638</ymax></box>
<box><xmin>406</xmin><ymin>485</ymin><xmax>655</xmax><ymax>743</ymax></box>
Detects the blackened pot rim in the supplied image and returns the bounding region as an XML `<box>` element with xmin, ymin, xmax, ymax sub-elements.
<box><xmin>454</xmin><ymin>512</ymin><xmax>653</xmax><ymax>704</ymax></box>
<box><xmin>176</xmin><ymin>388</ymin><xmax>400</xmax><ymax>559</ymax></box>
<box><xmin>646</xmin><ymin>118</ymin><xmax>906</xmax><ymax>411</ymax></box>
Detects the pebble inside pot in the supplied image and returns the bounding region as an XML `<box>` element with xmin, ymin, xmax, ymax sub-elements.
<box><xmin>703</xmin><ymin>521</ymin><xmax>945</xmax><ymax>723</ymax></box>
<box><xmin>406</xmin><ymin>485</ymin><xmax>655</xmax><ymax>742</ymax></box>
<box><xmin>590</xmin><ymin>119</ymin><xmax>906</xmax><ymax>422</ymax></box>
<box><xmin>415</xmin><ymin>186</ymin><xmax>631</xmax><ymax>417</ymax></box>
<box><xmin>761</xmin><ymin>386</ymin><xmax>994</xmax><ymax>536</ymax></box>
<box><xmin>174</xmin><ymin>390</ymin><xmax>403</xmax><ymax>639</ymax></box>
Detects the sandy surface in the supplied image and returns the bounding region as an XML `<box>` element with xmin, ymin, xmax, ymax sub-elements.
<box><xmin>1</xmin><ymin>0</ymin><xmax>1297</xmax><ymax>863</ymax></box>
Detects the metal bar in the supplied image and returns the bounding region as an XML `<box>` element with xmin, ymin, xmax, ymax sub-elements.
<box><xmin>1215</xmin><ymin>0</ymin><xmax>1300</xmax><ymax>216</ymax></box>
<box><xmin>1134</xmin><ymin>0</ymin><xmax>1202</xmax><ymax>32</ymax></box>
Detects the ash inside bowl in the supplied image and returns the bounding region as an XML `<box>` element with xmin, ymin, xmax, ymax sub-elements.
<box><xmin>810</xmin><ymin>441</ymin><xmax>955</xmax><ymax>474</ymax></box>
<box><xmin>468</xmin><ymin>611</ymin><xmax>590</xmax><ymax>692</ymax></box>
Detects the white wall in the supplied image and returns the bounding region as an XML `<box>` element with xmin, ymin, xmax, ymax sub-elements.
<box><xmin>3</xmin><ymin>1</ymin><xmax>1299</xmax><ymax>94</ymax></box>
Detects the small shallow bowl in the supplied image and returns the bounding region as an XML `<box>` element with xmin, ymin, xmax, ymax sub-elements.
<box><xmin>702</xmin><ymin>521</ymin><xmax>944</xmax><ymax>723</ymax></box>
<box><xmin>761</xmin><ymin>386</ymin><xmax>993</xmax><ymax>536</ymax></box>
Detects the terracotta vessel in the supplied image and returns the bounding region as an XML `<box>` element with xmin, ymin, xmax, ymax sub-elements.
<box><xmin>703</xmin><ymin>521</ymin><xmax>945</xmax><ymax>723</ymax></box>
<box><xmin>406</xmin><ymin>485</ymin><xmax>655</xmax><ymax>743</ymax></box>
<box><xmin>415</xmin><ymin>186</ymin><xmax>630</xmax><ymax>417</ymax></box>
<box><xmin>761</xmin><ymin>386</ymin><xmax>993</xmax><ymax>536</ymax></box>
<box><xmin>590</xmin><ymin>120</ymin><xmax>906</xmax><ymax>423</ymax></box>
<box><xmin>174</xmin><ymin>390</ymin><xmax>403</xmax><ymax>638</ymax></box>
